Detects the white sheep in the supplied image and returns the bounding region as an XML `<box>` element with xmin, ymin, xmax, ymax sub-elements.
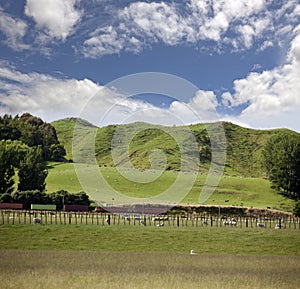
<box><xmin>33</xmin><ymin>217</ymin><xmax>42</xmax><ymax>224</ymax></box>
<box><xmin>223</xmin><ymin>220</ymin><xmax>237</xmax><ymax>226</ymax></box>
<box><xmin>190</xmin><ymin>249</ymin><xmax>197</xmax><ymax>255</ymax></box>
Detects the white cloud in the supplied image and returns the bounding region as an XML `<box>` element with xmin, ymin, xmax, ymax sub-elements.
<box><xmin>0</xmin><ymin>62</ymin><xmax>104</xmax><ymax>121</ymax></box>
<box><xmin>25</xmin><ymin>0</ymin><xmax>83</xmax><ymax>41</ymax></box>
<box><xmin>83</xmin><ymin>26</ymin><xmax>125</xmax><ymax>57</ymax></box>
<box><xmin>82</xmin><ymin>0</ymin><xmax>281</xmax><ymax>57</ymax></box>
<box><xmin>0</xmin><ymin>9</ymin><xmax>29</xmax><ymax>50</ymax></box>
<box><xmin>0</xmin><ymin>61</ymin><xmax>222</xmax><ymax>126</ymax></box>
<box><xmin>120</xmin><ymin>2</ymin><xmax>187</xmax><ymax>45</ymax></box>
<box><xmin>221</xmin><ymin>26</ymin><xmax>300</xmax><ymax>130</ymax></box>
<box><xmin>169</xmin><ymin>90</ymin><xmax>220</xmax><ymax>124</ymax></box>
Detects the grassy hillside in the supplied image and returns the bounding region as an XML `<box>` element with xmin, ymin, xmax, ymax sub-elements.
<box><xmin>52</xmin><ymin>118</ymin><xmax>294</xmax><ymax>177</ymax></box>
<box><xmin>46</xmin><ymin>162</ymin><xmax>293</xmax><ymax>211</ymax></box>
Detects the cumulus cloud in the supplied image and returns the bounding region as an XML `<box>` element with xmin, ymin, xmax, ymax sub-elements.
<box><xmin>120</xmin><ymin>2</ymin><xmax>187</xmax><ymax>45</ymax></box>
<box><xmin>221</xmin><ymin>26</ymin><xmax>300</xmax><ymax>130</ymax></box>
<box><xmin>25</xmin><ymin>0</ymin><xmax>82</xmax><ymax>41</ymax></box>
<box><xmin>0</xmin><ymin>61</ymin><xmax>221</xmax><ymax>126</ymax></box>
<box><xmin>82</xmin><ymin>0</ymin><xmax>287</xmax><ymax>57</ymax></box>
<box><xmin>0</xmin><ymin>9</ymin><xmax>29</xmax><ymax>50</ymax></box>
<box><xmin>0</xmin><ymin>61</ymin><xmax>105</xmax><ymax>121</ymax></box>
<box><xmin>83</xmin><ymin>26</ymin><xmax>127</xmax><ymax>58</ymax></box>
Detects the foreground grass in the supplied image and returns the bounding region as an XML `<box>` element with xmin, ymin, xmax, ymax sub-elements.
<box><xmin>1</xmin><ymin>225</ymin><xmax>299</xmax><ymax>255</ymax></box>
<box><xmin>1</xmin><ymin>250</ymin><xmax>299</xmax><ymax>289</ymax></box>
<box><xmin>1</xmin><ymin>225</ymin><xmax>299</xmax><ymax>288</ymax></box>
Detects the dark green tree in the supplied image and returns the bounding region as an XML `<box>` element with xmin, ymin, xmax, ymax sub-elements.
<box><xmin>294</xmin><ymin>201</ymin><xmax>300</xmax><ymax>217</ymax></box>
<box><xmin>0</xmin><ymin>193</ymin><xmax>13</xmax><ymax>203</ymax></box>
<box><xmin>18</xmin><ymin>146</ymin><xmax>48</xmax><ymax>192</ymax></box>
<box><xmin>49</xmin><ymin>190</ymin><xmax>70</xmax><ymax>210</ymax></box>
<box><xmin>0</xmin><ymin>140</ymin><xmax>28</xmax><ymax>196</ymax></box>
<box><xmin>49</xmin><ymin>144</ymin><xmax>66</xmax><ymax>161</ymax></box>
<box><xmin>0</xmin><ymin>114</ymin><xmax>21</xmax><ymax>140</ymax></box>
<box><xmin>72</xmin><ymin>191</ymin><xmax>91</xmax><ymax>206</ymax></box>
<box><xmin>11</xmin><ymin>190</ymin><xmax>50</xmax><ymax>209</ymax></box>
<box><xmin>0</xmin><ymin>141</ymin><xmax>14</xmax><ymax>195</ymax></box>
<box><xmin>262</xmin><ymin>131</ymin><xmax>300</xmax><ymax>201</ymax></box>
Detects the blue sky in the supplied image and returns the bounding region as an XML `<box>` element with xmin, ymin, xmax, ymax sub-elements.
<box><xmin>0</xmin><ymin>0</ymin><xmax>300</xmax><ymax>131</ymax></box>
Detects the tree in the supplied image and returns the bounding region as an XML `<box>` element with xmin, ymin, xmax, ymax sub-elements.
<box><xmin>18</xmin><ymin>146</ymin><xmax>48</xmax><ymax>192</ymax></box>
<box><xmin>11</xmin><ymin>190</ymin><xmax>50</xmax><ymax>209</ymax></box>
<box><xmin>49</xmin><ymin>190</ymin><xmax>70</xmax><ymax>210</ymax></box>
<box><xmin>0</xmin><ymin>161</ymin><xmax>14</xmax><ymax>196</ymax></box>
<box><xmin>0</xmin><ymin>140</ymin><xmax>28</xmax><ymax>196</ymax></box>
<box><xmin>0</xmin><ymin>193</ymin><xmax>13</xmax><ymax>203</ymax></box>
<box><xmin>262</xmin><ymin>131</ymin><xmax>300</xmax><ymax>201</ymax></box>
<box><xmin>49</xmin><ymin>144</ymin><xmax>66</xmax><ymax>161</ymax></box>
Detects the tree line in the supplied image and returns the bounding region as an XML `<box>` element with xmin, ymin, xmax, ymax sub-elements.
<box><xmin>0</xmin><ymin>113</ymin><xmax>66</xmax><ymax>161</ymax></box>
<box><xmin>0</xmin><ymin>190</ymin><xmax>90</xmax><ymax>210</ymax></box>
<box><xmin>0</xmin><ymin>113</ymin><xmax>66</xmax><ymax>196</ymax></box>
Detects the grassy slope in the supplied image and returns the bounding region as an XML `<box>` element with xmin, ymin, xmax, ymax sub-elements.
<box><xmin>46</xmin><ymin>162</ymin><xmax>293</xmax><ymax>211</ymax></box>
<box><xmin>52</xmin><ymin>118</ymin><xmax>294</xmax><ymax>177</ymax></box>
<box><xmin>50</xmin><ymin>118</ymin><xmax>296</xmax><ymax>211</ymax></box>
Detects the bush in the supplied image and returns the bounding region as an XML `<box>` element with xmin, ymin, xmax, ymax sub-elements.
<box><xmin>294</xmin><ymin>201</ymin><xmax>300</xmax><ymax>217</ymax></box>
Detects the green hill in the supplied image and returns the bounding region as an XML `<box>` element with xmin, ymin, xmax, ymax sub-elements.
<box><xmin>52</xmin><ymin>118</ymin><xmax>295</xmax><ymax>177</ymax></box>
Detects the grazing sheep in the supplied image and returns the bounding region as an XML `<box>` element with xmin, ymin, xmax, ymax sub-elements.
<box><xmin>190</xmin><ymin>249</ymin><xmax>196</xmax><ymax>255</ymax></box>
<box><xmin>33</xmin><ymin>217</ymin><xmax>42</xmax><ymax>224</ymax></box>
<box><xmin>223</xmin><ymin>220</ymin><xmax>237</xmax><ymax>226</ymax></box>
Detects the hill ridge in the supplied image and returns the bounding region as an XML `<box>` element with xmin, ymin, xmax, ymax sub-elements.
<box><xmin>52</xmin><ymin>117</ymin><xmax>299</xmax><ymax>177</ymax></box>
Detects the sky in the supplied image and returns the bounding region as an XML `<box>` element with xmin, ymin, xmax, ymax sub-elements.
<box><xmin>0</xmin><ymin>0</ymin><xmax>300</xmax><ymax>131</ymax></box>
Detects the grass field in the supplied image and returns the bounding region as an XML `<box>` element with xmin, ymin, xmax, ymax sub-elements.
<box><xmin>46</xmin><ymin>162</ymin><xmax>294</xmax><ymax>211</ymax></box>
<box><xmin>1</xmin><ymin>250</ymin><xmax>299</xmax><ymax>289</ymax></box>
<box><xmin>1</xmin><ymin>225</ymin><xmax>300</xmax><ymax>254</ymax></box>
<box><xmin>0</xmin><ymin>225</ymin><xmax>299</xmax><ymax>289</ymax></box>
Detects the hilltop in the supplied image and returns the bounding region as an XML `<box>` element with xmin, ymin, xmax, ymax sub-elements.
<box><xmin>52</xmin><ymin>118</ymin><xmax>297</xmax><ymax>178</ymax></box>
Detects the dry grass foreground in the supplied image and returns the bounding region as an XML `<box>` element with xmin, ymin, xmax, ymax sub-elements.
<box><xmin>1</xmin><ymin>250</ymin><xmax>299</xmax><ymax>289</ymax></box>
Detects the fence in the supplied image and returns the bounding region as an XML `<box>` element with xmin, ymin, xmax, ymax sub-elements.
<box><xmin>1</xmin><ymin>210</ymin><xmax>299</xmax><ymax>229</ymax></box>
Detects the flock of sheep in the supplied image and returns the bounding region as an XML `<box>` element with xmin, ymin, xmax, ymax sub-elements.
<box><xmin>32</xmin><ymin>215</ymin><xmax>285</xmax><ymax>229</ymax></box>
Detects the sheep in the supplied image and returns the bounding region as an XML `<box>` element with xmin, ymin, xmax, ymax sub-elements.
<box><xmin>33</xmin><ymin>217</ymin><xmax>42</xmax><ymax>224</ymax></box>
<box><xmin>223</xmin><ymin>220</ymin><xmax>237</xmax><ymax>226</ymax></box>
<box><xmin>190</xmin><ymin>249</ymin><xmax>197</xmax><ymax>255</ymax></box>
<box><xmin>156</xmin><ymin>222</ymin><xmax>164</xmax><ymax>227</ymax></box>
<box><xmin>275</xmin><ymin>224</ymin><xmax>282</xmax><ymax>229</ymax></box>
<box><xmin>140</xmin><ymin>220</ymin><xmax>146</xmax><ymax>226</ymax></box>
<box><xmin>257</xmin><ymin>223</ymin><xmax>265</xmax><ymax>228</ymax></box>
<box><xmin>152</xmin><ymin>216</ymin><xmax>167</xmax><ymax>222</ymax></box>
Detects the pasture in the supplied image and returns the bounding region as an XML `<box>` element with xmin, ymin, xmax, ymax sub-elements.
<box><xmin>0</xmin><ymin>225</ymin><xmax>299</xmax><ymax>288</ymax></box>
<box><xmin>46</xmin><ymin>162</ymin><xmax>294</xmax><ymax>211</ymax></box>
